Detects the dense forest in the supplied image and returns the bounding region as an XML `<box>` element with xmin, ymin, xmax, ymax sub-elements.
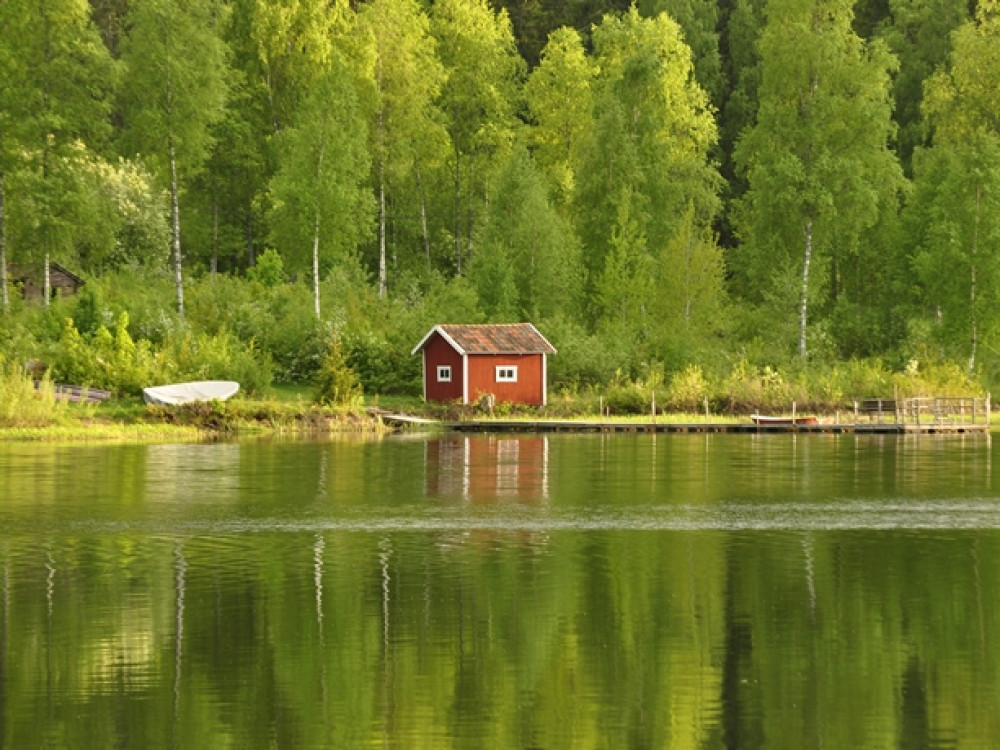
<box><xmin>1</xmin><ymin>0</ymin><xmax>998</xmax><ymax>403</ymax></box>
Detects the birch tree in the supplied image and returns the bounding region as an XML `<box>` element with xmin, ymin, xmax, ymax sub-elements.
<box><xmin>733</xmin><ymin>0</ymin><xmax>903</xmax><ymax>360</ymax></box>
<box><xmin>119</xmin><ymin>0</ymin><xmax>229</xmax><ymax>316</ymax></box>
<box><xmin>909</xmin><ymin>1</ymin><xmax>1000</xmax><ymax>373</ymax></box>
<box><xmin>269</xmin><ymin>58</ymin><xmax>373</xmax><ymax>319</ymax></box>
<box><xmin>574</xmin><ymin>8</ymin><xmax>719</xmax><ymax>319</ymax></box>
<box><xmin>2</xmin><ymin>0</ymin><xmax>114</xmax><ymax>306</ymax></box>
<box><xmin>431</xmin><ymin>0</ymin><xmax>524</xmax><ymax>274</ymax></box>
<box><xmin>358</xmin><ymin>0</ymin><xmax>447</xmax><ymax>297</ymax></box>
<box><xmin>524</xmin><ymin>26</ymin><xmax>595</xmax><ymax>205</ymax></box>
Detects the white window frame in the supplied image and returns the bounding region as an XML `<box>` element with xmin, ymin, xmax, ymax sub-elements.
<box><xmin>437</xmin><ymin>365</ymin><xmax>452</xmax><ymax>383</ymax></box>
<box><xmin>496</xmin><ymin>365</ymin><xmax>518</xmax><ymax>383</ymax></box>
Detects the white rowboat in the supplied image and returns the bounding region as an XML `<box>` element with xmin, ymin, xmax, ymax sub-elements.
<box><xmin>143</xmin><ymin>380</ymin><xmax>240</xmax><ymax>406</ymax></box>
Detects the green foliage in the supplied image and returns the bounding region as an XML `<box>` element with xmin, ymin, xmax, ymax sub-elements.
<box><xmin>185</xmin><ymin>273</ymin><xmax>326</xmax><ymax>381</ymax></box>
<box><xmin>343</xmin><ymin>329</ymin><xmax>417</xmax><ymax>396</ymax></box>
<box><xmin>314</xmin><ymin>339</ymin><xmax>363</xmax><ymax>407</ymax></box>
<box><xmin>0</xmin><ymin>358</ymin><xmax>71</xmax><ymax>427</ymax></box>
<box><xmin>49</xmin><ymin>313</ymin><xmax>159</xmax><ymax>395</ymax></box>
<box><xmin>268</xmin><ymin>53</ymin><xmax>374</xmax><ymax>316</ymax></box>
<box><xmin>542</xmin><ymin>315</ymin><xmax>620</xmax><ymax>389</ymax></box>
<box><xmin>665</xmin><ymin>365</ymin><xmax>712</xmax><ymax>412</ymax></box>
<box><xmin>160</xmin><ymin>329</ymin><xmax>274</xmax><ymax>395</ymax></box>
<box><xmin>246</xmin><ymin>248</ymin><xmax>286</xmax><ymax>287</ymax></box>
<box><xmin>469</xmin><ymin>144</ymin><xmax>583</xmax><ymax>320</ymax></box>
<box><xmin>524</xmin><ymin>26</ymin><xmax>595</xmax><ymax>202</ymax></box>
<box><xmin>732</xmin><ymin>0</ymin><xmax>905</xmax><ymax>361</ymax></box>
<box><xmin>4</xmin><ymin>0</ymin><xmax>1000</xmax><ymax>399</ymax></box>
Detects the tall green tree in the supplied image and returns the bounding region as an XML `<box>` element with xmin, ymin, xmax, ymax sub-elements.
<box><xmin>909</xmin><ymin>1</ymin><xmax>1000</xmax><ymax>374</ymax></box>
<box><xmin>573</xmin><ymin>8</ymin><xmax>720</xmax><ymax>320</ymax></box>
<box><xmin>119</xmin><ymin>0</ymin><xmax>230</xmax><ymax>316</ymax></box>
<box><xmin>651</xmin><ymin>203</ymin><xmax>728</xmax><ymax>362</ymax></box>
<box><xmin>251</xmin><ymin>0</ymin><xmax>352</xmax><ymax>135</ymax></box>
<box><xmin>718</xmin><ymin>0</ymin><xmax>765</xmax><ymax>242</ymax></box>
<box><xmin>2</xmin><ymin>0</ymin><xmax>115</xmax><ymax>306</ymax></box>
<box><xmin>523</xmin><ymin>26</ymin><xmax>595</xmax><ymax>205</ymax></box>
<box><xmin>431</xmin><ymin>0</ymin><xmax>525</xmax><ymax>275</ymax></box>
<box><xmin>358</xmin><ymin>0</ymin><xmax>448</xmax><ymax>298</ymax></box>
<box><xmin>0</xmin><ymin>2</ymin><xmax>21</xmax><ymax>311</ymax></box>
<box><xmin>876</xmin><ymin>0</ymin><xmax>969</xmax><ymax>176</ymax></box>
<box><xmin>269</xmin><ymin>57</ymin><xmax>373</xmax><ymax>319</ymax></box>
<box><xmin>637</xmin><ymin>0</ymin><xmax>726</xmax><ymax>109</ymax></box>
<box><xmin>733</xmin><ymin>0</ymin><xmax>904</xmax><ymax>360</ymax></box>
<box><xmin>469</xmin><ymin>144</ymin><xmax>583</xmax><ymax>320</ymax></box>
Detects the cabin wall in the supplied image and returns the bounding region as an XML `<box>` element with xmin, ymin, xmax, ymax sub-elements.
<box><xmin>468</xmin><ymin>353</ymin><xmax>544</xmax><ymax>406</ymax></box>
<box><xmin>423</xmin><ymin>332</ymin><xmax>464</xmax><ymax>402</ymax></box>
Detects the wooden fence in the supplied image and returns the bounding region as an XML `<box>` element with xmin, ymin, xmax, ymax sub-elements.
<box><xmin>854</xmin><ymin>395</ymin><xmax>991</xmax><ymax>426</ymax></box>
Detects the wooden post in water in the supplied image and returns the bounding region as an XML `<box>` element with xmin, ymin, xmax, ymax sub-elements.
<box><xmin>651</xmin><ymin>391</ymin><xmax>656</xmax><ymax>423</ymax></box>
<box><xmin>792</xmin><ymin>401</ymin><xmax>797</xmax><ymax>422</ymax></box>
<box><xmin>704</xmin><ymin>397</ymin><xmax>710</xmax><ymax>421</ymax></box>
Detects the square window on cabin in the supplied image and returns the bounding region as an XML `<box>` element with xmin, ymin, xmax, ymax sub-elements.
<box><xmin>496</xmin><ymin>366</ymin><xmax>517</xmax><ymax>383</ymax></box>
<box><xmin>437</xmin><ymin>365</ymin><xmax>452</xmax><ymax>382</ymax></box>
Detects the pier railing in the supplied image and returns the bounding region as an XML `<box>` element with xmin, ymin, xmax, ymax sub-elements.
<box><xmin>853</xmin><ymin>396</ymin><xmax>991</xmax><ymax>426</ymax></box>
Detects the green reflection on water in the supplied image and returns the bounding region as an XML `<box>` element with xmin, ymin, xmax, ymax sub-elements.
<box><xmin>1</xmin><ymin>434</ymin><xmax>999</xmax><ymax>748</ymax></box>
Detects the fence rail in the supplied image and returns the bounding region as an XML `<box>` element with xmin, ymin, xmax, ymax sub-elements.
<box><xmin>853</xmin><ymin>396</ymin><xmax>991</xmax><ymax>426</ymax></box>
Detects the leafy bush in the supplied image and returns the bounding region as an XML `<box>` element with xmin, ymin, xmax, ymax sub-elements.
<box><xmin>0</xmin><ymin>359</ymin><xmax>70</xmax><ymax>428</ymax></box>
<box><xmin>719</xmin><ymin>360</ymin><xmax>806</xmax><ymax>413</ymax></box>
<box><xmin>160</xmin><ymin>329</ymin><xmax>274</xmax><ymax>395</ymax></box>
<box><xmin>665</xmin><ymin>365</ymin><xmax>711</xmax><ymax>412</ymax></box>
<box><xmin>247</xmin><ymin>248</ymin><xmax>286</xmax><ymax>287</ymax></box>
<box><xmin>49</xmin><ymin>314</ymin><xmax>159</xmax><ymax>395</ymax></box>
<box><xmin>603</xmin><ymin>370</ymin><xmax>655</xmax><ymax>414</ymax></box>
<box><xmin>541</xmin><ymin>315</ymin><xmax>620</xmax><ymax>389</ymax></box>
<box><xmin>314</xmin><ymin>340</ymin><xmax>363</xmax><ymax>407</ymax></box>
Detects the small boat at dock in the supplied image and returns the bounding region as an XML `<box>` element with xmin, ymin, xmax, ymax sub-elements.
<box><xmin>750</xmin><ymin>414</ymin><xmax>819</xmax><ymax>425</ymax></box>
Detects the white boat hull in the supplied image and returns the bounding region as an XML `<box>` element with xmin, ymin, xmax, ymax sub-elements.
<box><xmin>143</xmin><ymin>380</ymin><xmax>240</xmax><ymax>406</ymax></box>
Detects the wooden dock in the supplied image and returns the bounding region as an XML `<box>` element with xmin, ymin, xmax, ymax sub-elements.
<box><xmin>378</xmin><ymin>396</ymin><xmax>991</xmax><ymax>435</ymax></box>
<box><xmin>443</xmin><ymin>419</ymin><xmax>988</xmax><ymax>435</ymax></box>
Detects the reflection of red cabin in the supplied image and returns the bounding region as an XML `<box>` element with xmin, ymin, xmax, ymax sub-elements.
<box><xmin>426</xmin><ymin>435</ymin><xmax>549</xmax><ymax>503</ymax></box>
<box><xmin>411</xmin><ymin>323</ymin><xmax>556</xmax><ymax>406</ymax></box>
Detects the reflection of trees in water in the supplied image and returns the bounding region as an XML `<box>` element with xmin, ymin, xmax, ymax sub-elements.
<box><xmin>144</xmin><ymin>443</ymin><xmax>242</xmax><ymax>505</ymax></box>
<box><xmin>2</xmin><ymin>437</ymin><xmax>1000</xmax><ymax>746</ymax></box>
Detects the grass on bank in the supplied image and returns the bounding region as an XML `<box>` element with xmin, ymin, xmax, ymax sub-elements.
<box><xmin>0</xmin><ymin>363</ymin><xmax>383</xmax><ymax>439</ymax></box>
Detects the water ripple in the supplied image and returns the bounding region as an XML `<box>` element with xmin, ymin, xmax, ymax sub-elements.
<box><xmin>38</xmin><ymin>499</ymin><xmax>1000</xmax><ymax>534</ymax></box>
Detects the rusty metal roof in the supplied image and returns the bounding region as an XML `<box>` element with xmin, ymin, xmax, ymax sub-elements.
<box><xmin>412</xmin><ymin>323</ymin><xmax>556</xmax><ymax>356</ymax></box>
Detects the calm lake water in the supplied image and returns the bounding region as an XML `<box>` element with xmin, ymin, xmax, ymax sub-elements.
<box><xmin>1</xmin><ymin>432</ymin><xmax>999</xmax><ymax>748</ymax></box>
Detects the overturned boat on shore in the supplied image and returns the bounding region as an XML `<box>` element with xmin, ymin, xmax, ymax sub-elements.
<box><xmin>142</xmin><ymin>380</ymin><xmax>239</xmax><ymax>406</ymax></box>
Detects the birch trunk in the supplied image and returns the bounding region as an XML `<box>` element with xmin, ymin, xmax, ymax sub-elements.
<box><xmin>312</xmin><ymin>207</ymin><xmax>321</xmax><ymax>319</ymax></box>
<box><xmin>377</xmin><ymin>57</ymin><xmax>388</xmax><ymax>299</ymax></box>
<box><xmin>416</xmin><ymin>165</ymin><xmax>431</xmax><ymax>273</ymax></box>
<box><xmin>969</xmin><ymin>183</ymin><xmax>982</xmax><ymax>375</ymax></box>
<box><xmin>454</xmin><ymin>143</ymin><xmax>462</xmax><ymax>274</ymax></box>
<box><xmin>378</xmin><ymin>161</ymin><xmax>387</xmax><ymax>298</ymax></box>
<box><xmin>169</xmin><ymin>134</ymin><xmax>184</xmax><ymax>317</ymax></box>
<box><xmin>798</xmin><ymin>218</ymin><xmax>814</xmax><ymax>359</ymax></box>
<box><xmin>312</xmin><ymin>143</ymin><xmax>325</xmax><ymax>319</ymax></box>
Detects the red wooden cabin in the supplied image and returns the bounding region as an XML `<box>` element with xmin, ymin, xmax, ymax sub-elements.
<box><xmin>411</xmin><ymin>323</ymin><xmax>556</xmax><ymax>406</ymax></box>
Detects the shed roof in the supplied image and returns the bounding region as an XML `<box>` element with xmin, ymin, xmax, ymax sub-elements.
<box><xmin>412</xmin><ymin>323</ymin><xmax>556</xmax><ymax>356</ymax></box>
